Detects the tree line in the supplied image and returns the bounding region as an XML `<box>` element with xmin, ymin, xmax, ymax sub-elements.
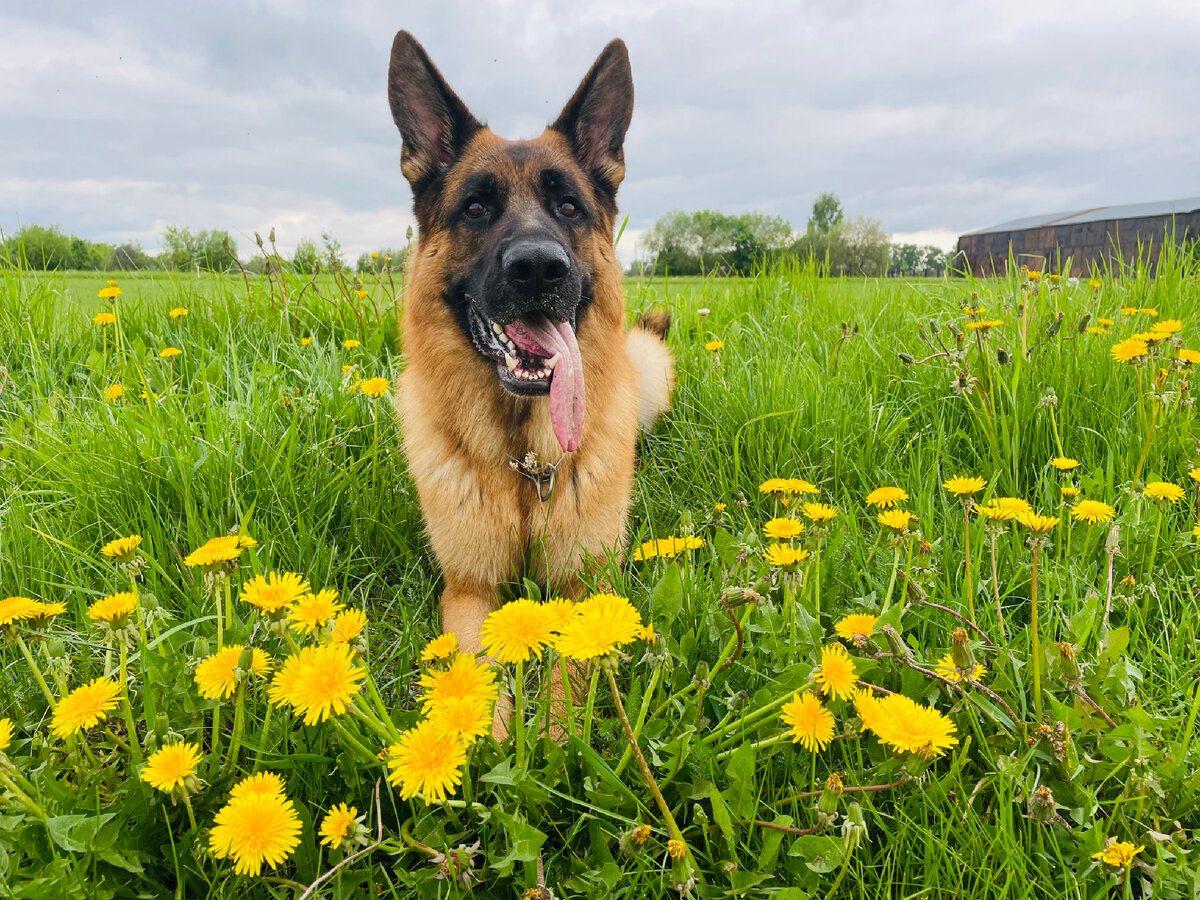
<box><xmin>0</xmin><ymin>225</ymin><xmax>407</xmax><ymax>275</ymax></box>
<box><xmin>635</xmin><ymin>193</ymin><xmax>955</xmax><ymax>277</ymax></box>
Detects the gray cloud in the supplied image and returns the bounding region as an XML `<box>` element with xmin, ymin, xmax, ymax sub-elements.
<box><xmin>2</xmin><ymin>0</ymin><xmax>1197</xmax><ymax>263</ymax></box>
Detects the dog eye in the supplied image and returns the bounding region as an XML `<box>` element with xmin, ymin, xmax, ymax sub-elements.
<box><xmin>558</xmin><ymin>199</ymin><xmax>580</xmax><ymax>219</ymax></box>
<box><xmin>465</xmin><ymin>200</ymin><xmax>487</xmax><ymax>220</ymax></box>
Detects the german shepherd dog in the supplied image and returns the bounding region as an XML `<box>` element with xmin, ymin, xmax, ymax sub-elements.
<box><xmin>386</xmin><ymin>32</ymin><xmax>674</xmax><ymax>664</ymax></box>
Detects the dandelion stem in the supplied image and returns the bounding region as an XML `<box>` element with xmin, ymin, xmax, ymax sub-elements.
<box><xmin>222</xmin><ymin>580</ymin><xmax>233</xmax><ymax>647</ymax></box>
<box><xmin>615</xmin><ymin>662</ymin><xmax>664</xmax><ymax>778</ymax></box>
<box><xmin>1132</xmin><ymin>404</ymin><xmax>1158</xmax><ymax>487</ymax></box>
<box><xmin>1030</xmin><ymin>543</ymin><xmax>1043</xmax><ymax>723</ymax></box>
<box><xmin>990</xmin><ymin>532</ymin><xmax>1005</xmax><ymax>638</ymax></box>
<box><xmin>514</xmin><ymin>659</ymin><xmax>527</xmax><ymax>771</ymax></box>
<box><xmin>1147</xmin><ymin>504</ymin><xmax>1164</xmax><ymax>576</ymax></box>
<box><xmin>715</xmin><ymin>731</ymin><xmax>790</xmax><ymax>760</ymax></box>
<box><xmin>556</xmin><ymin>655</ymin><xmax>577</xmax><ymax>738</ymax></box>
<box><xmin>15</xmin><ymin>635</ymin><xmax>57</xmax><ymax>708</ymax></box>
<box><xmin>603</xmin><ymin>663</ymin><xmax>686</xmax><ymax>847</ymax></box>
<box><xmin>183</xmin><ymin>795</ymin><xmax>198</xmax><ymax>832</ymax></box>
<box><xmin>581</xmin><ymin>666</ymin><xmax>600</xmax><ymax>746</ymax></box>
<box><xmin>225</xmin><ymin>680</ymin><xmax>246</xmax><ymax>775</ymax></box>
<box><xmin>880</xmin><ymin>545</ymin><xmax>902</xmax><ymax>616</ymax></box>
<box><xmin>963</xmin><ymin>502</ymin><xmax>976</xmax><ymax>622</ymax></box>
<box><xmin>118</xmin><ymin>641</ymin><xmax>144</xmax><ymax>768</ymax></box>
<box><xmin>254</xmin><ymin>702</ymin><xmax>274</xmax><ymax>769</ymax></box>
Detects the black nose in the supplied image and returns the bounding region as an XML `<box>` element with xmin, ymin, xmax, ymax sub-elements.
<box><xmin>502</xmin><ymin>240</ymin><xmax>571</xmax><ymax>296</ymax></box>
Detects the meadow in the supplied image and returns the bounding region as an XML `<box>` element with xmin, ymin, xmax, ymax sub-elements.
<box><xmin>0</xmin><ymin>251</ymin><xmax>1198</xmax><ymax>898</ymax></box>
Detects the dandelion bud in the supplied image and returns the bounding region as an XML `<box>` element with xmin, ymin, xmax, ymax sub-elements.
<box><xmin>882</xmin><ymin>624</ymin><xmax>912</xmax><ymax>660</ymax></box>
<box><xmin>691</xmin><ymin>661</ymin><xmax>710</xmax><ymax>691</ymax></box>
<box><xmin>1105</xmin><ymin>525</ymin><xmax>1122</xmax><ymax>558</ymax></box>
<box><xmin>154</xmin><ymin>712</ymin><xmax>171</xmax><ymax>741</ymax></box>
<box><xmin>1057</xmin><ymin>642</ymin><xmax>1081</xmax><ymax>682</ymax></box>
<box><xmin>45</xmin><ymin>636</ymin><xmax>67</xmax><ymax>659</ymax></box>
<box><xmin>970</xmin><ymin>291</ymin><xmax>979</xmax><ymax>301</ymax></box>
<box><xmin>1077</xmin><ymin>313</ymin><xmax>1091</xmax><ymax>333</ymax></box>
<box><xmin>918</xmin><ymin>539</ymin><xmax>932</xmax><ymax>555</ymax></box>
<box><xmin>1039</xmin><ymin>388</ymin><xmax>1058</xmax><ymax>409</ymax></box>
<box><xmin>268</xmin><ymin>227</ymin><xmax>276</xmax><ymax>244</ymax></box>
<box><xmin>996</xmin><ymin>347</ymin><xmax>1011</xmax><ymax>365</ymax></box>
<box><xmin>141</xmin><ymin>593</ymin><xmax>160</xmax><ymax>612</ymax></box>
<box><xmin>951</xmin><ymin>629</ymin><xmax>975</xmax><ymax>672</ymax></box>
<box><xmin>194</xmin><ymin>637</ymin><xmax>211</xmax><ymax>659</ymax></box>
<box><xmin>405</xmin><ymin>225</ymin><xmax>414</xmax><ymax>241</ymax></box>
<box><xmin>727</xmin><ymin>690</ymin><xmax>749</xmax><ymax>714</ymax></box>
<box><xmin>1046</xmin><ymin>311</ymin><xmax>1063</xmax><ymax>337</ymax></box>
<box><xmin>898</xmin><ymin>352</ymin><xmax>915</xmax><ymax>366</ymax></box>
<box><xmin>817</xmin><ymin>771</ymin><xmax>843</xmax><ymax>815</ymax></box>
<box><xmin>1030</xmin><ymin>785</ymin><xmax>1057</xmax><ymax>824</ymax></box>
<box><xmin>523</xmin><ymin>888</ymin><xmax>552</xmax><ymax>900</ymax></box>
<box><xmin>237</xmin><ymin>645</ymin><xmax>256</xmax><ymax>675</ymax></box>
<box><xmin>255</xmin><ymin>231</ymin><xmax>264</xmax><ymax>248</ymax></box>
<box><xmin>1156</xmin><ymin>367</ymin><xmax>1169</xmax><ymax>387</ymax></box>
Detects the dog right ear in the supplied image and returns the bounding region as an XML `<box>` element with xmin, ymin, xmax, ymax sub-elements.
<box><xmin>388</xmin><ymin>31</ymin><xmax>481</xmax><ymax>190</ymax></box>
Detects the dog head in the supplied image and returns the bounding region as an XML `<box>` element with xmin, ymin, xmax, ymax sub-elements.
<box><xmin>387</xmin><ymin>31</ymin><xmax>633</xmax><ymax>452</ymax></box>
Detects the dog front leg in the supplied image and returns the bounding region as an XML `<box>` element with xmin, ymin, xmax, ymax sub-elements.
<box><xmin>439</xmin><ymin>572</ymin><xmax>499</xmax><ymax>655</ymax></box>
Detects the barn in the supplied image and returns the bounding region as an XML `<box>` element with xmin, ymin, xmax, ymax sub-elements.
<box><xmin>956</xmin><ymin>197</ymin><xmax>1200</xmax><ymax>277</ymax></box>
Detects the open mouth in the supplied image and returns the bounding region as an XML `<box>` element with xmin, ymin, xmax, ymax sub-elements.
<box><xmin>467</xmin><ymin>307</ymin><xmax>586</xmax><ymax>452</ymax></box>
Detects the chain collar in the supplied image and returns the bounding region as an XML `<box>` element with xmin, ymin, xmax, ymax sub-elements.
<box><xmin>509</xmin><ymin>451</ymin><xmax>566</xmax><ymax>503</ymax></box>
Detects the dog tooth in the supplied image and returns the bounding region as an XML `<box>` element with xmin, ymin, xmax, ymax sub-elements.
<box><xmin>492</xmin><ymin>322</ymin><xmax>503</xmax><ymax>335</ymax></box>
<box><xmin>504</xmin><ymin>352</ymin><xmax>518</xmax><ymax>371</ymax></box>
<box><xmin>545</xmin><ymin>352</ymin><xmax>561</xmax><ymax>370</ymax></box>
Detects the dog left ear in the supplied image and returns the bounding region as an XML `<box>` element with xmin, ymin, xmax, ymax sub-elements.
<box><xmin>552</xmin><ymin>39</ymin><xmax>634</xmax><ymax>200</ymax></box>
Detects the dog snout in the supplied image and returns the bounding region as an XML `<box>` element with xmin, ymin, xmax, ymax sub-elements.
<box><xmin>502</xmin><ymin>239</ymin><xmax>571</xmax><ymax>297</ymax></box>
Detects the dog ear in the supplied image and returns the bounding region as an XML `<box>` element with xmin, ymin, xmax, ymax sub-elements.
<box><xmin>388</xmin><ymin>31</ymin><xmax>481</xmax><ymax>190</ymax></box>
<box><xmin>552</xmin><ymin>39</ymin><xmax>634</xmax><ymax>200</ymax></box>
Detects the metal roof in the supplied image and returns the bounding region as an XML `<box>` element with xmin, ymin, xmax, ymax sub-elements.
<box><xmin>964</xmin><ymin>197</ymin><xmax>1200</xmax><ymax>236</ymax></box>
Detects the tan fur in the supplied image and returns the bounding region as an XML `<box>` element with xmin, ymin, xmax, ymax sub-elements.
<box><xmin>395</xmin><ymin>128</ymin><xmax>672</xmax><ymax>654</ymax></box>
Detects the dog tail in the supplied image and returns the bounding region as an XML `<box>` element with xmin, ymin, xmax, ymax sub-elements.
<box><xmin>635</xmin><ymin>308</ymin><xmax>671</xmax><ymax>339</ymax></box>
<box><xmin>627</xmin><ymin>308</ymin><xmax>674</xmax><ymax>433</ymax></box>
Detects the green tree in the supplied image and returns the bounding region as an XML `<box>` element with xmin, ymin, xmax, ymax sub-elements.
<box><xmin>293</xmin><ymin>238</ymin><xmax>319</xmax><ymax>275</ymax></box>
<box><xmin>808</xmin><ymin>192</ymin><xmax>844</xmax><ymax>234</ymax></box>
<box><xmin>2</xmin><ymin>225</ymin><xmax>73</xmax><ymax>269</ymax></box>
<box><xmin>160</xmin><ymin>225</ymin><xmax>200</xmax><ymax>271</ymax></box>
<box><xmin>110</xmin><ymin>243</ymin><xmax>156</xmax><ymax>270</ymax></box>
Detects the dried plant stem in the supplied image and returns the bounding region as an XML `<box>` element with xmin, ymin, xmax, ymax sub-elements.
<box><xmin>1031</xmin><ymin>543</ymin><xmax>1044</xmax><ymax>723</ymax></box>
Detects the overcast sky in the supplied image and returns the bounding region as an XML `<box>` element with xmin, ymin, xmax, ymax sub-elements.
<box><xmin>2</xmin><ymin>0</ymin><xmax>1198</xmax><ymax>265</ymax></box>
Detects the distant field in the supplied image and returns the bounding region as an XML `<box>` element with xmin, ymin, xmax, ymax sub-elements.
<box><xmin>1</xmin><ymin>258</ymin><xmax>1197</xmax><ymax>897</ymax></box>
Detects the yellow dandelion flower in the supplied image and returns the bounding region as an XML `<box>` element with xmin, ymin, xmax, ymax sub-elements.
<box><xmin>543</xmin><ymin>598</ymin><xmax>578</xmax><ymax>633</ymax></box>
<box><xmin>418</xmin><ymin>653</ymin><xmax>500</xmax><ymax>713</ymax></box>
<box><xmin>209</xmin><ymin>787</ymin><xmax>302</xmax><ymax>876</ymax></box>
<box><xmin>870</xmin><ymin>693</ymin><xmax>958</xmax><ymax>757</ymax></box>
<box><xmin>183</xmin><ymin>534</ymin><xmax>256</xmax><ymax>567</ymax></box>
<box><xmin>853</xmin><ymin>687</ymin><xmax>887</xmax><ymax>734</ymax></box>
<box><xmin>759</xmin><ymin>478</ymin><xmax>819</xmax><ymax>496</ymax></box>
<box><xmin>813</xmin><ymin>643</ymin><xmax>857</xmax><ymax>701</ymax></box>
<box><xmin>421</xmin><ymin>632</ymin><xmax>459</xmax><ymax>663</ymax></box>
<box><xmin>93</xmin><ymin>311</ymin><xmax>116</xmax><ymax>326</ymax></box>
<box><xmin>427</xmin><ymin>694</ymin><xmax>492</xmax><ymax>744</ymax></box>
<box><xmin>0</xmin><ymin>717</ymin><xmax>12</xmax><ymax>753</ymax></box>
<box><xmin>763</xmin><ymin>543</ymin><xmax>809</xmax><ymax>567</ymax></box>
<box><xmin>1111</xmin><ymin>338</ymin><xmax>1149</xmax><ymax>363</ymax></box>
<box><xmin>242</xmin><ymin>571</ymin><xmax>310</xmax><ymax>614</ymax></box>
<box><xmin>301</xmin><ymin>336</ymin><xmax>313</xmax><ymax>346</ymax></box>
<box><xmin>330</xmin><ymin>608</ymin><xmax>367</xmax><ymax>644</ymax></box>
<box><xmin>230</xmin><ymin>772</ymin><xmax>286</xmax><ymax>802</ymax></box>
<box><xmin>944</xmin><ymin>476</ymin><xmax>986</xmax><ymax>496</ymax></box>
<box><xmin>834</xmin><ymin>614</ymin><xmax>878</xmax><ymax>641</ymax></box>
<box><xmin>1049</xmin><ymin>457</ymin><xmax>1079</xmax><ymax>471</ymax></box>
<box><xmin>289</xmin><ymin>588</ymin><xmax>343</xmax><ymax>635</ymax></box>
<box><xmin>342</xmin><ymin>339</ymin><xmax>361</xmax><ymax>349</ymax></box>
<box><xmin>384</xmin><ymin>719</ymin><xmax>467</xmax><ymax>804</ymax></box>
<box><xmin>975</xmin><ymin>497</ymin><xmax>1032</xmax><ymax>521</ymax></box>
<box><xmin>104</xmin><ymin>384</ymin><xmax>125</xmax><ymax>402</ymax></box>
<box><xmin>140</xmin><ymin>741</ymin><xmax>202</xmax><ymax>794</ymax></box>
<box><xmin>355</xmin><ymin>289</ymin><xmax>368</xmax><ymax>299</ymax></box>
<box><xmin>630</xmin><ymin>539</ymin><xmax>659</xmax><ymax>561</ymax></box>
<box><xmin>704</xmin><ymin>340</ymin><xmax>724</xmax><ymax>351</ymax></box>
<box><xmin>1092</xmin><ymin>840</ymin><xmax>1144</xmax><ymax>868</ymax></box>
<box><xmin>341</xmin><ymin>364</ymin><xmax>355</xmax><ymax>373</ymax></box>
<box><xmin>1071</xmin><ymin>500</ymin><xmax>1115</xmax><ymax>525</ymax></box>
<box><xmin>642</xmin><ymin>623</ymin><xmax>656</xmax><ymax>643</ymax></box>
<box><xmin>803</xmin><ymin>502</ymin><xmax>839</xmax><ymax>523</ymax></box>
<box><xmin>780</xmin><ymin>692</ymin><xmax>835</xmax><ymax>751</ymax></box>
<box><xmin>481</xmin><ymin>598</ymin><xmax>557</xmax><ymax>663</ymax></box>
<box><xmin>876</xmin><ymin>509</ymin><xmax>914</xmax><ymax>531</ymax></box>
<box><xmin>657</xmin><ymin>535</ymin><xmax>706</xmax><ymax>558</ymax></box>
<box><xmin>1096</xmin><ymin>316</ymin><xmax>1114</xmax><ymax>326</ymax></box>
<box><xmin>714</xmin><ymin>502</ymin><xmax>727</xmax><ymax>512</ymax></box>
<box><xmin>763</xmin><ymin>517</ymin><xmax>804</xmax><ymax>540</ymax></box>
<box><xmin>87</xmin><ymin>591</ymin><xmax>138</xmax><ymax>623</ymax></box>
<box><xmin>97</xmin><ymin>286</ymin><xmax>122</xmax><ymax>299</ymax></box>
<box><xmin>1179</xmin><ymin>348</ymin><xmax>1200</xmax><ymax>364</ymax></box>
<box><xmin>1140</xmin><ymin>307</ymin><xmax>1158</xmax><ymax>317</ymax></box>
<box><xmin>29</xmin><ymin>600</ymin><xmax>66</xmax><ymax>621</ymax></box>
<box><xmin>555</xmin><ymin>593</ymin><xmax>644</xmax><ymax>661</ymax></box>
<box><xmin>269</xmin><ymin>643</ymin><xmax>365</xmax><ymax>724</ymax></box>
<box><xmin>1017</xmin><ymin>511</ymin><xmax>1059</xmax><ymax>533</ymax></box>
<box><xmin>866</xmin><ymin>486</ymin><xmax>909</xmax><ymax>508</ymax></box>
<box><xmin>933</xmin><ymin>654</ymin><xmax>987</xmax><ymax>683</ymax></box>
<box><xmin>965</xmin><ymin>318</ymin><xmax>1004</xmax><ymax>331</ymax></box>
<box><xmin>319</xmin><ymin>803</ymin><xmax>360</xmax><ymax>848</ymax></box>
<box><xmin>1143</xmin><ymin>481</ymin><xmax>1184</xmax><ymax>503</ymax></box>
<box><xmin>360</xmin><ymin>377</ymin><xmax>390</xmax><ymax>398</ymax></box>
<box><xmin>100</xmin><ymin>534</ymin><xmax>142</xmax><ymax>560</ymax></box>
<box><xmin>169</xmin><ymin>307</ymin><xmax>189</xmax><ymax>318</ymax></box>
<box><xmin>1060</xmin><ymin>486</ymin><xmax>1081</xmax><ymax>500</ymax></box>
<box><xmin>1121</xmin><ymin>306</ymin><xmax>1138</xmax><ymax>316</ymax></box>
<box><xmin>51</xmin><ymin>678</ymin><xmax>122</xmax><ymax>739</ymax></box>
<box><xmin>1087</xmin><ymin>326</ymin><xmax>1111</xmax><ymax>335</ymax></box>
<box><xmin>1090</xmin><ymin>280</ymin><xmax>1102</xmax><ymax>289</ymax></box>
<box><xmin>1190</xmin><ymin>467</ymin><xmax>1200</xmax><ymax>483</ymax></box>
<box><xmin>194</xmin><ymin>644</ymin><xmax>273</xmax><ymax>700</ymax></box>
<box><xmin>667</xmin><ymin>839</ymin><xmax>688</xmax><ymax>860</ymax></box>
<box><xmin>1026</xmin><ymin>270</ymin><xmax>1042</xmax><ymax>281</ymax></box>
<box><xmin>0</xmin><ymin>596</ymin><xmax>42</xmax><ymax>628</ymax></box>
<box><xmin>159</xmin><ymin>346</ymin><xmax>182</xmax><ymax>359</ymax></box>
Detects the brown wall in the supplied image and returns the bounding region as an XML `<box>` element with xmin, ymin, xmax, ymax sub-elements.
<box><xmin>956</xmin><ymin>211</ymin><xmax>1200</xmax><ymax>277</ymax></box>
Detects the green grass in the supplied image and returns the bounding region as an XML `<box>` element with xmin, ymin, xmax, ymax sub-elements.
<box><xmin>1</xmin><ymin>256</ymin><xmax>1198</xmax><ymax>898</ymax></box>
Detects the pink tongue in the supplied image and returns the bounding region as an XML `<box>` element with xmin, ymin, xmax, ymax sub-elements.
<box><xmin>511</xmin><ymin>316</ymin><xmax>585</xmax><ymax>452</ymax></box>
